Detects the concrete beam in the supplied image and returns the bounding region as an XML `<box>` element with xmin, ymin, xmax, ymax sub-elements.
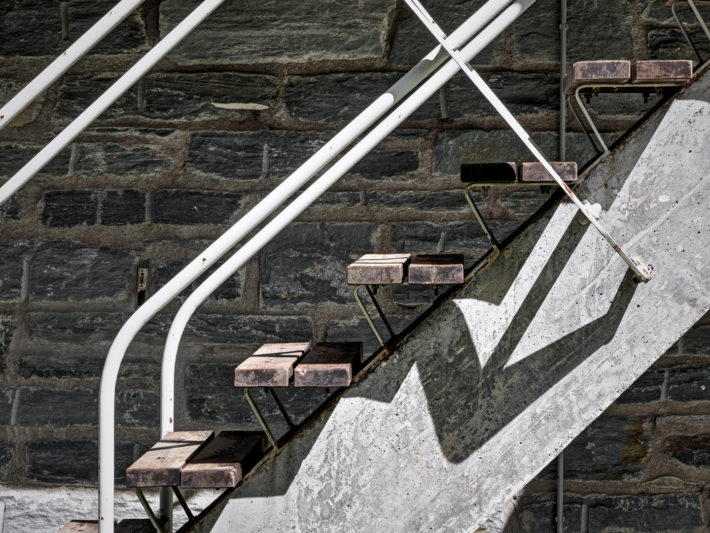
<box><xmin>196</xmin><ymin>68</ymin><xmax>710</xmax><ymax>532</ymax></box>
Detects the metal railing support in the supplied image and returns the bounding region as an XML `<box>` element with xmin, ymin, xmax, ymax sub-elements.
<box><xmin>0</xmin><ymin>0</ymin><xmax>146</xmax><ymax>131</ymax></box>
<box><xmin>0</xmin><ymin>0</ymin><xmax>229</xmax><ymax>209</ymax></box>
<box><xmin>98</xmin><ymin>2</ymin><xmax>520</xmax><ymax>531</ymax></box>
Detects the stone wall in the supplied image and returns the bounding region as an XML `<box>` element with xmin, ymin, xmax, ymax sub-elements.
<box><xmin>0</xmin><ymin>0</ymin><xmax>708</xmax><ymax>529</ymax></box>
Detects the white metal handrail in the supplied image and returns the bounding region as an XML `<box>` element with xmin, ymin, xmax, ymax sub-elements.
<box><xmin>0</xmin><ymin>0</ymin><xmax>229</xmax><ymax>208</ymax></box>
<box><xmin>97</xmin><ymin>1</ymin><xmax>522</xmax><ymax>530</ymax></box>
<box><xmin>0</xmin><ymin>0</ymin><xmax>145</xmax><ymax>131</ymax></box>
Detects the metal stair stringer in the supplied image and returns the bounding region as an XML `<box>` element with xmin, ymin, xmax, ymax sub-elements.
<box><xmin>186</xmin><ymin>65</ymin><xmax>710</xmax><ymax>533</ymax></box>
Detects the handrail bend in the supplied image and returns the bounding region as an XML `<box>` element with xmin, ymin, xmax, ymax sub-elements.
<box><xmin>154</xmin><ymin>0</ymin><xmax>534</xmax><ymax>527</ymax></box>
<box><xmin>0</xmin><ymin>0</ymin><xmax>145</xmax><ymax>132</ymax></box>
<box><xmin>98</xmin><ymin>1</ymin><xmax>519</xmax><ymax>530</ymax></box>
<box><xmin>0</xmin><ymin>0</ymin><xmax>228</xmax><ymax>208</ymax></box>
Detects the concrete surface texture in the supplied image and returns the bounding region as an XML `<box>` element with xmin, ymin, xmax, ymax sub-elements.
<box><xmin>196</xmin><ymin>68</ymin><xmax>710</xmax><ymax>532</ymax></box>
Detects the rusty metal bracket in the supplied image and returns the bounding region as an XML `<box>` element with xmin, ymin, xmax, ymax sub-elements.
<box><xmin>353</xmin><ymin>284</ymin><xmax>397</xmax><ymax>348</ymax></box>
<box><xmin>464</xmin><ymin>184</ymin><xmax>501</xmax><ymax>253</ymax></box>
<box><xmin>244</xmin><ymin>388</ymin><xmax>278</xmax><ymax>451</ymax></box>
<box><xmin>572</xmin><ymin>83</ymin><xmax>687</xmax><ymax>155</ymax></box>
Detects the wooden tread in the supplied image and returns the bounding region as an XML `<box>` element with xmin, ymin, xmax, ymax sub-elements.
<box><xmin>408</xmin><ymin>254</ymin><xmax>465</xmax><ymax>285</ymax></box>
<box><xmin>234</xmin><ymin>342</ymin><xmax>311</xmax><ymax>387</ymax></box>
<box><xmin>180</xmin><ymin>431</ymin><xmax>266</xmax><ymax>488</ymax></box>
<box><xmin>59</xmin><ymin>520</ymin><xmax>161</xmax><ymax>533</ymax></box>
<box><xmin>346</xmin><ymin>253</ymin><xmax>411</xmax><ymax>285</ymax></box>
<box><xmin>460</xmin><ymin>162</ymin><xmax>517</xmax><ymax>183</ymax></box>
<box><xmin>347</xmin><ymin>253</ymin><xmax>464</xmax><ymax>286</ymax></box>
<box><xmin>632</xmin><ymin>60</ymin><xmax>692</xmax><ymax>83</ymax></box>
<box><xmin>563</xmin><ymin>60</ymin><xmax>631</xmax><ymax>94</ymax></box>
<box><xmin>126</xmin><ymin>430</ymin><xmax>213</xmax><ymax>488</ymax></box>
<box><xmin>294</xmin><ymin>342</ymin><xmax>362</xmax><ymax>388</ymax></box>
<box><xmin>520</xmin><ymin>162</ymin><xmax>578</xmax><ymax>183</ymax></box>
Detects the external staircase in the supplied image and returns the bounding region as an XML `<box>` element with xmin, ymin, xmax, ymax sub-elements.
<box><xmin>0</xmin><ymin>0</ymin><xmax>708</xmax><ymax>531</ymax></box>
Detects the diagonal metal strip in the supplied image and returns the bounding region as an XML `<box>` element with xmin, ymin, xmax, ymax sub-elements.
<box><xmin>404</xmin><ymin>0</ymin><xmax>652</xmax><ymax>282</ymax></box>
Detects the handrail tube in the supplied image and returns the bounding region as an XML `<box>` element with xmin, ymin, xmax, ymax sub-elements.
<box><xmin>157</xmin><ymin>0</ymin><xmax>535</xmax><ymax>509</ymax></box>
<box><xmin>96</xmin><ymin>1</ymin><xmax>515</xmax><ymax>530</ymax></box>
<box><xmin>0</xmin><ymin>0</ymin><xmax>145</xmax><ymax>131</ymax></box>
<box><xmin>160</xmin><ymin>0</ymin><xmax>515</xmax><ymax>438</ymax></box>
<box><xmin>0</xmin><ymin>0</ymin><xmax>228</xmax><ymax>209</ymax></box>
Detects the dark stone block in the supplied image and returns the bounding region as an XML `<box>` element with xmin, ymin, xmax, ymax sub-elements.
<box><xmin>151</xmin><ymin>190</ymin><xmax>246</xmax><ymax>225</ymax></box>
<box><xmin>312</xmin><ymin>192</ymin><xmax>362</xmax><ymax>207</ymax></box>
<box><xmin>509</xmin><ymin>494</ymin><xmax>583</xmax><ymax>532</ymax></box>
<box><xmin>41</xmin><ymin>190</ymin><xmax>98</xmax><ymax>227</ymax></box>
<box><xmin>150</xmin><ymin>258</ymin><xmax>244</xmax><ymax>303</ymax></box>
<box><xmin>392</xmin><ymin>220</ymin><xmax>519</xmax><ymax>258</ymax></box>
<box><xmin>185</xmin><ymin>314</ymin><xmax>314</xmax><ymax>346</ymax></box>
<box><xmin>58</xmin><ymin>72</ymin><xmax>279</xmax><ymax>122</ymax></box>
<box><xmin>587</xmin><ymin>493</ymin><xmax>704</xmax><ymax>531</ymax></box>
<box><xmin>160</xmin><ymin>0</ymin><xmax>394</xmax><ymax>64</ymax></box>
<box><xmin>26</xmin><ymin>439</ymin><xmax>135</xmax><ymax>485</ymax></box>
<box><xmin>19</xmin><ymin>354</ymin><xmax>161</xmax><ymax>381</ymax></box>
<box><xmin>117</xmin><ymin>390</ymin><xmax>159</xmax><ymax>428</ymax></box>
<box><xmin>260</xmin><ymin>222</ymin><xmax>377</xmax><ymax>309</ymax></box>
<box><xmin>73</xmin><ymin>143</ymin><xmax>174</xmax><ymax>176</ymax></box>
<box><xmin>433</xmin><ymin>130</ymin><xmax>612</xmax><ymax>175</ymax></box>
<box><xmin>513</xmin><ymin>0</ymin><xmax>634</xmax><ymax>64</ymax></box>
<box><xmin>0</xmin><ymin>315</ymin><xmax>14</xmax><ymax>371</ymax></box>
<box><xmin>17</xmin><ymin>387</ymin><xmax>97</xmax><ymax>427</ymax></box>
<box><xmin>498</xmin><ymin>190</ymin><xmax>553</xmax><ymax>220</ymax></box>
<box><xmin>0</xmin><ymin>144</ymin><xmax>70</xmax><ymax>179</ymax></box>
<box><xmin>28</xmin><ymin>312</ymin><xmax>128</xmax><ymax>345</ymax></box>
<box><xmin>285</xmin><ymin>73</ymin><xmax>401</xmax><ymax>123</ymax></box>
<box><xmin>0</xmin><ymin>388</ymin><xmax>14</xmax><ymax>426</ymax></box>
<box><xmin>367</xmin><ymin>191</ymin><xmax>469</xmax><ymax>212</ymax></box>
<box><xmin>616</xmin><ymin>369</ymin><xmax>664</xmax><ymax>404</ymax></box>
<box><xmin>649</xmin><ymin>28</ymin><xmax>710</xmax><ymax>60</ymax></box>
<box><xmin>390</xmin><ymin>1</ymin><xmax>498</xmax><ymax>68</ymax></box>
<box><xmin>538</xmin><ymin>417</ymin><xmax>651</xmax><ymax>481</ymax></box>
<box><xmin>326</xmin><ymin>315</ymin><xmax>414</xmax><ymax>356</ymax></box>
<box><xmin>0</xmin><ymin>242</ymin><xmax>26</xmax><ymax>302</ymax></box>
<box><xmin>663</xmin><ymin>434</ymin><xmax>710</xmax><ymax>469</ymax></box>
<box><xmin>349</xmin><ymin>150</ymin><xmax>420</xmax><ymax>180</ymax></box>
<box><xmin>187</xmin><ymin>363</ymin><xmax>330</xmax><ymax>426</ymax></box>
<box><xmin>681</xmin><ymin>324</ymin><xmax>710</xmax><ymax>355</ymax></box>
<box><xmin>410</xmin><ymin>71</ymin><xmax>559</xmax><ymax>121</ymax></box>
<box><xmin>0</xmin><ymin>197</ymin><xmax>20</xmax><ymax>222</ymax></box>
<box><xmin>646</xmin><ymin>0</ymin><xmax>710</xmax><ymax>24</ymax></box>
<box><xmin>0</xmin><ymin>445</ymin><xmax>13</xmax><ymax>482</ymax></box>
<box><xmin>101</xmin><ymin>190</ymin><xmax>146</xmax><ymax>226</ymax></box>
<box><xmin>0</xmin><ymin>0</ymin><xmax>146</xmax><ymax>57</ymax></box>
<box><xmin>29</xmin><ymin>241</ymin><xmax>136</xmax><ymax>302</ymax></box>
<box><xmin>187</xmin><ymin>131</ymin><xmax>330</xmax><ymax>181</ymax></box>
<box><xmin>668</xmin><ymin>366</ymin><xmax>710</xmax><ymax>402</ymax></box>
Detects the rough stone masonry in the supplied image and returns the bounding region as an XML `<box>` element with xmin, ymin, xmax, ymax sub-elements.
<box><xmin>0</xmin><ymin>0</ymin><xmax>708</xmax><ymax>530</ymax></box>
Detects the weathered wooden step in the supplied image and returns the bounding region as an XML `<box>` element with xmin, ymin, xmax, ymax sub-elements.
<box><xmin>294</xmin><ymin>342</ymin><xmax>362</xmax><ymax>388</ymax></box>
<box><xmin>59</xmin><ymin>519</ymin><xmax>161</xmax><ymax>533</ymax></box>
<box><xmin>180</xmin><ymin>431</ymin><xmax>266</xmax><ymax>488</ymax></box>
<box><xmin>234</xmin><ymin>342</ymin><xmax>311</xmax><ymax>387</ymax></box>
<box><xmin>563</xmin><ymin>60</ymin><xmax>631</xmax><ymax>94</ymax></box>
<box><xmin>408</xmin><ymin>254</ymin><xmax>464</xmax><ymax>285</ymax></box>
<box><xmin>632</xmin><ymin>60</ymin><xmax>693</xmax><ymax>83</ymax></box>
<box><xmin>460</xmin><ymin>162</ymin><xmax>517</xmax><ymax>183</ymax></box>
<box><xmin>126</xmin><ymin>430</ymin><xmax>213</xmax><ymax>488</ymax></box>
<box><xmin>346</xmin><ymin>253</ymin><xmax>411</xmax><ymax>285</ymax></box>
<box><xmin>520</xmin><ymin>162</ymin><xmax>578</xmax><ymax>183</ymax></box>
